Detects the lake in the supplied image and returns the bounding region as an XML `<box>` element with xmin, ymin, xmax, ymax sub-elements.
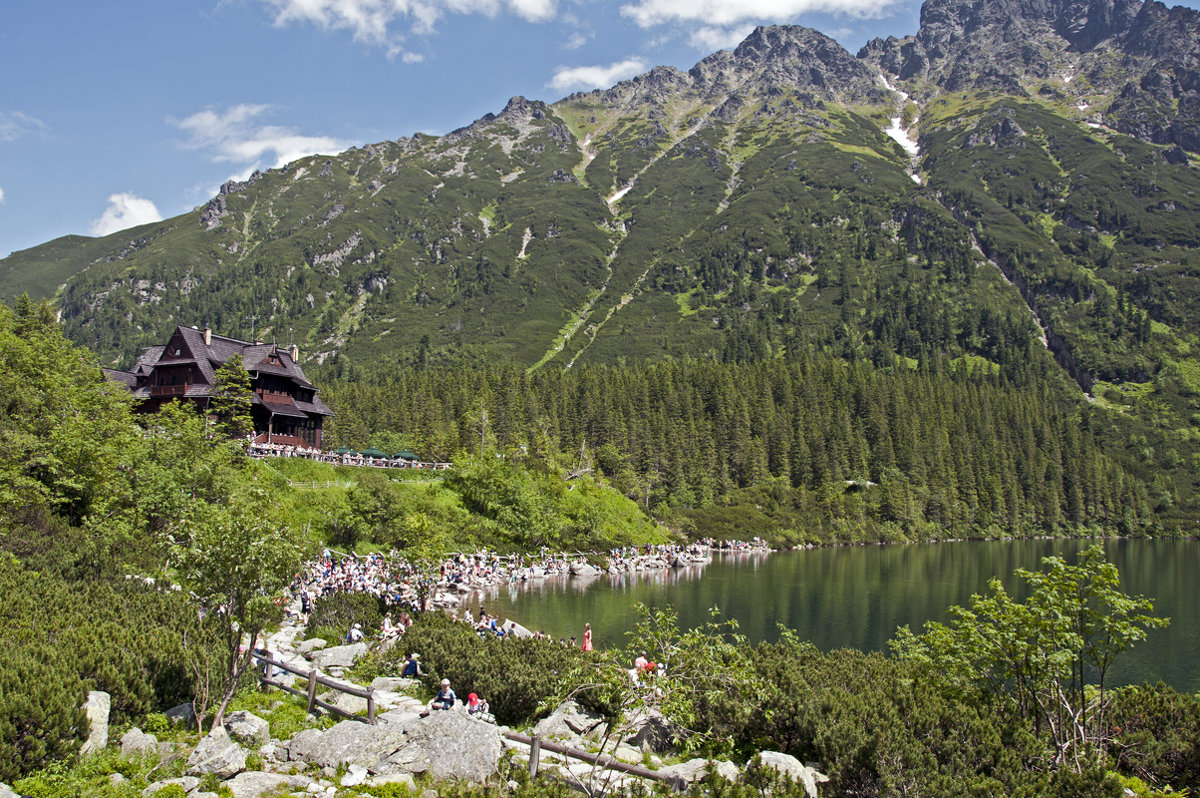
<box><xmin>473</xmin><ymin>539</ymin><xmax>1200</xmax><ymax>692</ymax></box>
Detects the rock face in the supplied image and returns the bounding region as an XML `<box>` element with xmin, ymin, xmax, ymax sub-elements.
<box><xmin>79</xmin><ymin>690</ymin><xmax>110</xmax><ymax>754</ymax></box>
<box><xmin>225</xmin><ymin>710</ymin><xmax>271</xmax><ymax>747</ymax></box>
<box><xmin>756</xmin><ymin>751</ymin><xmax>829</xmax><ymax>798</ymax></box>
<box><xmin>120</xmin><ymin>727</ymin><xmax>159</xmax><ymax>756</ymax></box>
<box><xmin>186</xmin><ymin>726</ymin><xmax>247</xmax><ymax>778</ymax></box>
<box><xmin>224</xmin><ymin>771</ymin><xmax>313</xmax><ymax>798</ymax></box>
<box><xmin>310</xmin><ymin>642</ymin><xmax>368</xmax><ymax>670</ymax></box>
<box><xmin>533</xmin><ymin>700</ymin><xmax>605</xmax><ymax>741</ymax></box>
<box><xmin>285</xmin><ymin>710</ymin><xmax>503</xmax><ymax>784</ymax></box>
<box><xmin>859</xmin><ymin>0</ymin><xmax>1200</xmax><ymax>153</ymax></box>
<box><xmin>658</xmin><ymin>758</ymin><xmax>741</xmax><ymax>784</ymax></box>
<box><xmin>386</xmin><ymin>711</ymin><xmax>505</xmax><ymax>783</ymax></box>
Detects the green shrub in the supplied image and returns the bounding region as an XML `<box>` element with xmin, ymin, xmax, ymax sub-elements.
<box><xmin>307</xmin><ymin>591</ymin><xmax>386</xmax><ymax>644</ymax></box>
<box><xmin>378</xmin><ymin>613</ymin><xmax>598</xmax><ymax>725</ymax></box>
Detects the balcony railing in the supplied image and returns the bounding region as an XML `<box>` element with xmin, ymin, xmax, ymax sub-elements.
<box><xmin>150</xmin><ymin>384</ymin><xmax>189</xmax><ymax>397</ymax></box>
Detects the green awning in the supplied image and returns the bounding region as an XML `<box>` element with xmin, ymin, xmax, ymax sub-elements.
<box><xmin>392</xmin><ymin>450</ymin><xmax>419</xmax><ymax>460</ymax></box>
<box><xmin>360</xmin><ymin>447</ymin><xmax>389</xmax><ymax>458</ymax></box>
<box><xmin>332</xmin><ymin>447</ymin><xmax>356</xmax><ymax>455</ymax></box>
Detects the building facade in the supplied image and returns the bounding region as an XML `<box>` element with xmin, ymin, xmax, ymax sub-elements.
<box><xmin>105</xmin><ymin>325</ymin><xmax>333</xmax><ymax>449</ymax></box>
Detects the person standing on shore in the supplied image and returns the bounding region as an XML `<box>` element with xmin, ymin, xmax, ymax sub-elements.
<box><xmin>581</xmin><ymin>622</ymin><xmax>593</xmax><ymax>651</ymax></box>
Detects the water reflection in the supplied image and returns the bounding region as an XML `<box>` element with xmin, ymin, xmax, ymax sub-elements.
<box><xmin>479</xmin><ymin>540</ymin><xmax>1200</xmax><ymax>692</ymax></box>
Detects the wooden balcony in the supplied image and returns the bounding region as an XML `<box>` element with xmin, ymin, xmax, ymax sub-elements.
<box><xmin>150</xmin><ymin>383</ymin><xmax>189</xmax><ymax>397</ymax></box>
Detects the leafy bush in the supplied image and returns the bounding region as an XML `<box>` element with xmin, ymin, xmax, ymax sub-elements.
<box><xmin>307</xmin><ymin>592</ymin><xmax>387</xmax><ymax>644</ymax></box>
<box><xmin>377</xmin><ymin>613</ymin><xmax>595</xmax><ymax>725</ymax></box>
<box><xmin>1109</xmin><ymin>682</ymin><xmax>1200</xmax><ymax>791</ymax></box>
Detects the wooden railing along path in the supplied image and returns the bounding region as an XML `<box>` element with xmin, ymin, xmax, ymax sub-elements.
<box><xmin>250</xmin><ymin>652</ymin><xmax>688</xmax><ymax>791</ymax></box>
<box><xmin>250</xmin><ymin>651</ymin><xmax>376</xmax><ymax>724</ymax></box>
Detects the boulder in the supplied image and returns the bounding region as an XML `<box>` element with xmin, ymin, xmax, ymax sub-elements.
<box><xmin>79</xmin><ymin>690</ymin><xmax>111</xmax><ymax>754</ymax></box>
<box><xmin>371</xmin><ymin>676</ymin><xmax>416</xmax><ymax>692</ymax></box>
<box><xmin>310</xmin><ymin>642</ymin><xmax>368</xmax><ymax>670</ymax></box>
<box><xmin>165</xmin><ymin>701</ymin><xmax>196</xmax><ymax>727</ymax></box>
<box><xmin>225</xmin><ymin>771</ymin><xmax>314</xmax><ymax>798</ymax></box>
<box><xmin>0</xmin><ymin>784</ymin><xmax>18</xmax><ymax>798</ymax></box>
<box><xmin>285</xmin><ymin>728</ymin><xmax>325</xmax><ymax>762</ymax></box>
<box><xmin>142</xmin><ymin>776</ymin><xmax>200</xmax><ymax>796</ymax></box>
<box><xmin>341</xmin><ymin>764</ymin><xmax>369</xmax><ymax>786</ymax></box>
<box><xmin>186</xmin><ymin>726</ymin><xmax>247</xmax><ymax>778</ymax></box>
<box><xmin>626</xmin><ymin>708</ymin><xmax>680</xmax><ymax>753</ymax></box>
<box><xmin>225</xmin><ymin>710</ymin><xmax>271</xmax><ymax>747</ymax></box>
<box><xmin>756</xmin><ymin>751</ymin><xmax>828</xmax><ymax>798</ymax></box>
<box><xmin>659</xmin><ymin>758</ymin><xmax>740</xmax><ymax>784</ymax></box>
<box><xmin>383</xmin><ymin>710</ymin><xmax>504</xmax><ymax>784</ymax></box>
<box><xmin>286</xmin><ymin>718</ymin><xmax>412</xmax><ymax>770</ymax></box>
<box><xmin>569</xmin><ymin>562</ymin><xmax>599</xmax><ymax>577</ymax></box>
<box><xmin>296</xmin><ymin>638</ymin><xmax>328</xmax><ymax>655</ymax></box>
<box><xmin>120</xmin><ymin>727</ymin><xmax>159</xmax><ymax>757</ymax></box>
<box><xmin>533</xmin><ymin>700</ymin><xmax>604</xmax><ymax>740</ymax></box>
<box><xmin>365</xmin><ymin>773</ymin><xmax>416</xmax><ymax>789</ymax></box>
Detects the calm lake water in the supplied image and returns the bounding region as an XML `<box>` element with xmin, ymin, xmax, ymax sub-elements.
<box><xmin>475</xmin><ymin>539</ymin><xmax>1200</xmax><ymax>693</ymax></box>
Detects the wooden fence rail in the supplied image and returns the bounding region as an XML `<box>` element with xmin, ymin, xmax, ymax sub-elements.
<box><xmin>250</xmin><ymin>653</ymin><xmax>686</xmax><ymax>791</ymax></box>
<box><xmin>251</xmin><ymin>651</ymin><xmax>376</xmax><ymax>724</ymax></box>
<box><xmin>502</xmin><ymin>731</ymin><xmax>687</xmax><ymax>792</ymax></box>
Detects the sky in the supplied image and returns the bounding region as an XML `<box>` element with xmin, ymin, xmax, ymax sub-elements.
<box><xmin>0</xmin><ymin>0</ymin><xmax>1196</xmax><ymax>258</ymax></box>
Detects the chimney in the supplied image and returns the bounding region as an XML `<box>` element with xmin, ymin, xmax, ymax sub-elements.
<box><xmin>290</xmin><ymin>344</ymin><xmax>300</xmax><ymax>362</ymax></box>
<box><xmin>203</xmin><ymin>325</ymin><xmax>212</xmax><ymax>346</ymax></box>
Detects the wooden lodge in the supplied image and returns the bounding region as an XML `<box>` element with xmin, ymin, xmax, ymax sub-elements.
<box><xmin>105</xmin><ymin>325</ymin><xmax>333</xmax><ymax>449</ymax></box>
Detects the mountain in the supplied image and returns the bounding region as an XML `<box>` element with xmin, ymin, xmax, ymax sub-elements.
<box><xmin>2</xmin><ymin>0</ymin><xmax>1200</xmax><ymax>525</ymax></box>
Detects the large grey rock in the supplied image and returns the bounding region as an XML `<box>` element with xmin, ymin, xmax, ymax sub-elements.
<box><xmin>225</xmin><ymin>710</ymin><xmax>271</xmax><ymax>747</ymax></box>
<box><xmin>383</xmin><ymin>710</ymin><xmax>504</xmax><ymax>784</ymax></box>
<box><xmin>79</xmin><ymin>690</ymin><xmax>111</xmax><ymax>754</ymax></box>
<box><xmin>0</xmin><ymin>783</ymin><xmax>19</xmax><ymax>798</ymax></box>
<box><xmin>142</xmin><ymin>776</ymin><xmax>199</xmax><ymax>796</ymax></box>
<box><xmin>659</xmin><ymin>758</ymin><xmax>740</xmax><ymax>784</ymax></box>
<box><xmin>371</xmin><ymin>676</ymin><xmax>416</xmax><ymax>692</ymax></box>
<box><xmin>756</xmin><ymin>752</ymin><xmax>829</xmax><ymax>798</ymax></box>
<box><xmin>626</xmin><ymin>708</ymin><xmax>680</xmax><ymax>753</ymax></box>
<box><xmin>120</xmin><ymin>727</ymin><xmax>159</xmax><ymax>756</ymax></box>
<box><xmin>533</xmin><ymin>700</ymin><xmax>604</xmax><ymax>740</ymax></box>
<box><xmin>569</xmin><ymin>562</ymin><xmax>599</xmax><ymax>577</ymax></box>
<box><xmin>286</xmin><ymin>719</ymin><xmax>412</xmax><ymax>770</ymax></box>
<box><xmin>296</xmin><ymin>638</ymin><xmax>327</xmax><ymax>655</ymax></box>
<box><xmin>224</xmin><ymin>771</ymin><xmax>313</xmax><ymax>798</ymax></box>
<box><xmin>166</xmin><ymin>701</ymin><xmax>196</xmax><ymax>727</ymax></box>
<box><xmin>341</xmin><ymin>764</ymin><xmax>369</xmax><ymax>786</ymax></box>
<box><xmin>310</xmin><ymin>642</ymin><xmax>368</xmax><ymax>669</ymax></box>
<box><xmin>284</xmin><ymin>727</ymin><xmax>325</xmax><ymax>761</ymax></box>
<box><xmin>186</xmin><ymin>726</ymin><xmax>247</xmax><ymax>778</ymax></box>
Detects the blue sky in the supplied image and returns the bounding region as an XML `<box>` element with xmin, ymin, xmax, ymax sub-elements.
<box><xmin>0</xmin><ymin>0</ymin><xmax>1195</xmax><ymax>258</ymax></box>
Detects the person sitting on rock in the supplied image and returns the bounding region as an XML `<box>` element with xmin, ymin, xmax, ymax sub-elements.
<box><xmin>401</xmin><ymin>652</ymin><xmax>422</xmax><ymax>677</ymax></box>
<box><xmin>346</xmin><ymin>622</ymin><xmax>365</xmax><ymax>643</ymax></box>
<box><xmin>431</xmin><ymin>678</ymin><xmax>456</xmax><ymax>710</ymax></box>
<box><xmin>467</xmin><ymin>692</ymin><xmax>494</xmax><ymax>723</ymax></box>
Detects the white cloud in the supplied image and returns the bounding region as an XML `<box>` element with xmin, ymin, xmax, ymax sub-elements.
<box><xmin>564</xmin><ymin>31</ymin><xmax>591</xmax><ymax>49</ymax></box>
<box><xmin>89</xmin><ymin>193</ymin><xmax>162</xmax><ymax>237</ymax></box>
<box><xmin>170</xmin><ymin>104</ymin><xmax>348</xmax><ymax>173</ymax></box>
<box><xmin>621</xmin><ymin>0</ymin><xmax>896</xmax><ymax>28</ymax></box>
<box><xmin>549</xmin><ymin>58</ymin><xmax>648</xmax><ymax>91</ymax></box>
<box><xmin>263</xmin><ymin>0</ymin><xmax>557</xmax><ymax>46</ymax></box>
<box><xmin>689</xmin><ymin>24</ymin><xmax>755</xmax><ymax>50</ymax></box>
<box><xmin>401</xmin><ymin>50</ymin><xmax>426</xmax><ymax>63</ymax></box>
<box><xmin>0</xmin><ymin>111</ymin><xmax>47</xmax><ymax>143</ymax></box>
<box><xmin>0</xmin><ymin>186</ymin><xmax>5</xmax><ymax>204</ymax></box>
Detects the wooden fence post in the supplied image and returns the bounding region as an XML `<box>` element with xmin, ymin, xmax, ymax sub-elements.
<box><xmin>367</xmin><ymin>690</ymin><xmax>376</xmax><ymax>724</ymax></box>
<box><xmin>306</xmin><ymin>669</ymin><xmax>319</xmax><ymax>715</ymax></box>
<box><xmin>528</xmin><ymin>735</ymin><xmax>541</xmax><ymax>779</ymax></box>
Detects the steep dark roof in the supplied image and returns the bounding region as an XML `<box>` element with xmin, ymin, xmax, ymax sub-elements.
<box><xmin>115</xmin><ymin>326</ymin><xmax>332</xmax><ymax>417</ymax></box>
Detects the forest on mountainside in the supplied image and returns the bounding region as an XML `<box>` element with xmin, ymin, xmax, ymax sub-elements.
<box><xmin>314</xmin><ymin>351</ymin><xmax>1194</xmax><ymax>542</ymax></box>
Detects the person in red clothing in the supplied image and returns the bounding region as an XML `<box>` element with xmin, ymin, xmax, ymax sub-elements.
<box><xmin>582</xmin><ymin>622</ymin><xmax>593</xmax><ymax>651</ymax></box>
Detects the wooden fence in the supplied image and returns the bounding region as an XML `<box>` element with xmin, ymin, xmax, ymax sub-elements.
<box><xmin>250</xmin><ymin>653</ymin><xmax>688</xmax><ymax>791</ymax></box>
<box><xmin>503</xmin><ymin>731</ymin><xmax>688</xmax><ymax>792</ymax></box>
<box><xmin>251</xmin><ymin>651</ymin><xmax>376</xmax><ymax>724</ymax></box>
